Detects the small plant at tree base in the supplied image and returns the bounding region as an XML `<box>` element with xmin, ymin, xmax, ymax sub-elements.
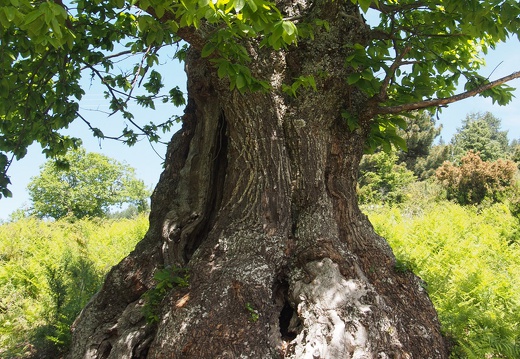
<box><xmin>142</xmin><ymin>266</ymin><xmax>189</xmax><ymax>324</ymax></box>
<box><xmin>245</xmin><ymin>303</ymin><xmax>259</xmax><ymax>323</ymax></box>
<box><xmin>394</xmin><ymin>258</ymin><xmax>415</xmax><ymax>274</ymax></box>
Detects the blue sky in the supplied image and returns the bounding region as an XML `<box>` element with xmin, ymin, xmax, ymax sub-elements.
<box><xmin>1</xmin><ymin>39</ymin><xmax>519</xmax><ymax>220</ymax></box>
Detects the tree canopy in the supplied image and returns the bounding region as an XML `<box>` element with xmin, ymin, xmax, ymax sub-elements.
<box><xmin>27</xmin><ymin>147</ymin><xmax>150</xmax><ymax>219</ymax></box>
<box><xmin>1</xmin><ymin>0</ymin><xmax>519</xmax><ymax>198</ymax></box>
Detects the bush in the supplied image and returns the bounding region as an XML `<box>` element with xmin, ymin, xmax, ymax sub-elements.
<box><xmin>0</xmin><ymin>215</ymin><xmax>148</xmax><ymax>358</ymax></box>
<box><xmin>436</xmin><ymin>151</ymin><xmax>517</xmax><ymax>205</ymax></box>
<box><xmin>365</xmin><ymin>202</ymin><xmax>520</xmax><ymax>358</ymax></box>
<box><xmin>358</xmin><ymin>151</ymin><xmax>416</xmax><ymax>204</ymax></box>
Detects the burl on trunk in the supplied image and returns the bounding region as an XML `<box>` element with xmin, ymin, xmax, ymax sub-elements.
<box><xmin>68</xmin><ymin>2</ymin><xmax>448</xmax><ymax>358</ymax></box>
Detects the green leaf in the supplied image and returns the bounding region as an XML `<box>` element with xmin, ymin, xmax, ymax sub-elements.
<box><xmin>92</xmin><ymin>128</ymin><xmax>104</xmax><ymax>138</ymax></box>
<box><xmin>155</xmin><ymin>5</ymin><xmax>165</xmax><ymax>19</ymax></box>
<box><xmin>392</xmin><ymin>117</ymin><xmax>408</xmax><ymax>130</ymax></box>
<box><xmin>246</xmin><ymin>0</ymin><xmax>258</xmax><ymax>13</ymax></box>
<box><xmin>235</xmin><ymin>73</ymin><xmax>246</xmax><ymax>90</ymax></box>
<box><xmin>234</xmin><ymin>0</ymin><xmax>245</xmax><ymax>12</ymax></box>
<box><xmin>22</xmin><ymin>9</ymin><xmax>43</xmax><ymax>27</ymax></box>
<box><xmin>357</xmin><ymin>0</ymin><xmax>372</xmax><ymax>13</ymax></box>
<box><xmin>347</xmin><ymin>73</ymin><xmax>361</xmax><ymax>85</ymax></box>
<box><xmin>282</xmin><ymin>21</ymin><xmax>295</xmax><ymax>36</ymax></box>
<box><xmin>201</xmin><ymin>42</ymin><xmax>216</xmax><ymax>58</ymax></box>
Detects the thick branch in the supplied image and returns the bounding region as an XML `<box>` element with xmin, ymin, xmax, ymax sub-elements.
<box><xmin>373</xmin><ymin>71</ymin><xmax>520</xmax><ymax>116</ymax></box>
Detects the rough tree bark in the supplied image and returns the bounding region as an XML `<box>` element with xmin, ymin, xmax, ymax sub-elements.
<box><xmin>68</xmin><ymin>2</ymin><xmax>449</xmax><ymax>358</ymax></box>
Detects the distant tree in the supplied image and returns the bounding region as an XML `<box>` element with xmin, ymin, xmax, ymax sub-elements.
<box><xmin>397</xmin><ymin>111</ymin><xmax>442</xmax><ymax>176</ymax></box>
<box><xmin>414</xmin><ymin>143</ymin><xmax>452</xmax><ymax>180</ymax></box>
<box><xmin>358</xmin><ymin>151</ymin><xmax>416</xmax><ymax>204</ymax></box>
<box><xmin>27</xmin><ymin>148</ymin><xmax>150</xmax><ymax>219</ymax></box>
<box><xmin>508</xmin><ymin>139</ymin><xmax>520</xmax><ymax>167</ymax></box>
<box><xmin>436</xmin><ymin>151</ymin><xmax>517</xmax><ymax>205</ymax></box>
<box><xmin>451</xmin><ymin>112</ymin><xmax>509</xmax><ymax>162</ymax></box>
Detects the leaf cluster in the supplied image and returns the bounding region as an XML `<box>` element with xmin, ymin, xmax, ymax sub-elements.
<box><xmin>356</xmin><ymin>0</ymin><xmax>519</xmax><ymax>106</ymax></box>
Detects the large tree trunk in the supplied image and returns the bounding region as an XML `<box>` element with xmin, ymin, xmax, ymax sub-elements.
<box><xmin>68</xmin><ymin>3</ymin><xmax>449</xmax><ymax>358</ymax></box>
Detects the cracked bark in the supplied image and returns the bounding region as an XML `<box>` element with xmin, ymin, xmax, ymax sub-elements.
<box><xmin>68</xmin><ymin>2</ymin><xmax>449</xmax><ymax>358</ymax></box>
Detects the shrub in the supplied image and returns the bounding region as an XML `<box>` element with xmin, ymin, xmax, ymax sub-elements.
<box><xmin>436</xmin><ymin>151</ymin><xmax>517</xmax><ymax>205</ymax></box>
<box><xmin>358</xmin><ymin>151</ymin><xmax>416</xmax><ymax>204</ymax></box>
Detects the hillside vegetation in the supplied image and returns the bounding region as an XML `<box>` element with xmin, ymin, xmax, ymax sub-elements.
<box><xmin>364</xmin><ymin>200</ymin><xmax>520</xmax><ymax>358</ymax></box>
<box><xmin>0</xmin><ymin>215</ymin><xmax>148</xmax><ymax>358</ymax></box>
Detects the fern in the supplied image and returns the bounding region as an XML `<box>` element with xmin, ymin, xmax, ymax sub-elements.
<box><xmin>365</xmin><ymin>201</ymin><xmax>520</xmax><ymax>359</ymax></box>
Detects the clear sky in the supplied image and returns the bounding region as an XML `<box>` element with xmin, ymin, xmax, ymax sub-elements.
<box><xmin>1</xmin><ymin>38</ymin><xmax>519</xmax><ymax>220</ymax></box>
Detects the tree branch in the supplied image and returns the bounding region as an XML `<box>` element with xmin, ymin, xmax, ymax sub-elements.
<box><xmin>373</xmin><ymin>71</ymin><xmax>520</xmax><ymax>116</ymax></box>
<box><xmin>369</xmin><ymin>1</ymin><xmax>428</xmax><ymax>14</ymax></box>
<box><xmin>79</xmin><ymin>50</ymin><xmax>135</xmax><ymax>71</ymax></box>
<box><xmin>376</xmin><ymin>45</ymin><xmax>411</xmax><ymax>102</ymax></box>
<box><xmin>135</xmin><ymin>2</ymin><xmax>206</xmax><ymax>50</ymax></box>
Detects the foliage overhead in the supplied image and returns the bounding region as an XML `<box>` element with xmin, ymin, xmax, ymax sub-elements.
<box><xmin>1</xmin><ymin>0</ymin><xmax>519</xmax><ymax>197</ymax></box>
<box><xmin>27</xmin><ymin>147</ymin><xmax>150</xmax><ymax>219</ymax></box>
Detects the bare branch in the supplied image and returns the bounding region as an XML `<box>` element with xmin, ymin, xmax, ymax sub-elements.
<box><xmin>79</xmin><ymin>50</ymin><xmax>135</xmax><ymax>71</ymax></box>
<box><xmin>125</xmin><ymin>44</ymin><xmax>153</xmax><ymax>106</ymax></box>
<box><xmin>373</xmin><ymin>71</ymin><xmax>520</xmax><ymax>116</ymax></box>
<box><xmin>82</xmin><ymin>63</ymin><xmax>127</xmax><ymax>116</ymax></box>
<box><xmin>76</xmin><ymin>111</ymin><xmax>126</xmax><ymax>141</ymax></box>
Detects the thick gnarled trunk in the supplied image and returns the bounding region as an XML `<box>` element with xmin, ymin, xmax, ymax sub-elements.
<box><xmin>68</xmin><ymin>3</ymin><xmax>449</xmax><ymax>358</ymax></box>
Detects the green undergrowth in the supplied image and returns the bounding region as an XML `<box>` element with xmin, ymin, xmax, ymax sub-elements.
<box><xmin>2</xmin><ymin>201</ymin><xmax>519</xmax><ymax>358</ymax></box>
<box><xmin>365</xmin><ymin>201</ymin><xmax>520</xmax><ymax>358</ymax></box>
<box><xmin>0</xmin><ymin>215</ymin><xmax>148</xmax><ymax>358</ymax></box>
